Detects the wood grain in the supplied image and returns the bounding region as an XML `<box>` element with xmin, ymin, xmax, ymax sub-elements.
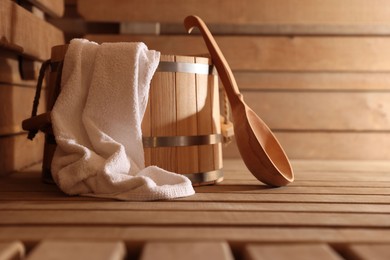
<box><xmin>0</xmin><ymin>133</ymin><xmax>44</xmax><ymax>174</ymax></box>
<box><xmin>244</xmin><ymin>244</ymin><xmax>342</xmax><ymax>260</ymax></box>
<box><xmin>195</xmin><ymin>57</ymin><xmax>215</xmax><ymax>173</ymax></box>
<box><xmin>150</xmin><ymin>55</ymin><xmax>177</xmax><ymax>172</ymax></box>
<box><xmin>1</xmin><ymin>210</ymin><xmax>389</xmax><ymax>227</ymax></box>
<box><xmin>85</xmin><ymin>35</ymin><xmax>390</xmax><ymax>72</ymax></box>
<box><xmin>235</xmin><ymin>72</ymin><xmax>390</xmax><ymax>91</ymax></box>
<box><xmin>1</xmin><ymin>226</ymin><xmax>390</xmax><ymax>244</ymax></box>
<box><xmin>244</xmin><ymin>91</ymin><xmax>390</xmax><ymax>131</ymax></box>
<box><xmin>141</xmin><ymin>242</ymin><xmax>233</xmax><ymax>260</ymax></box>
<box><xmin>0</xmin><ymin>50</ymin><xmax>39</xmax><ymax>86</ymax></box>
<box><xmin>343</xmin><ymin>244</ymin><xmax>390</xmax><ymax>260</ymax></box>
<box><xmin>142</xmin><ymin>88</ymin><xmax>151</xmax><ymax>167</ymax></box>
<box><xmin>175</xmin><ymin>56</ymin><xmax>198</xmax><ymax>174</ymax></box>
<box><xmin>0</xmin><ymin>0</ymin><xmax>64</xmax><ymax>60</ymax></box>
<box><xmin>161</xmin><ymin>23</ymin><xmax>390</xmax><ymax>36</ymax></box>
<box><xmin>0</xmin><ymin>84</ymin><xmax>46</xmax><ymax>136</ymax></box>
<box><xmin>26</xmin><ymin>240</ymin><xmax>126</xmax><ymax>260</ymax></box>
<box><xmin>224</xmin><ymin>132</ymin><xmax>390</xmax><ymax>160</ymax></box>
<box><xmin>26</xmin><ymin>0</ymin><xmax>65</xmax><ymax>18</ymax></box>
<box><xmin>78</xmin><ymin>0</ymin><xmax>390</xmax><ymax>26</ymax></box>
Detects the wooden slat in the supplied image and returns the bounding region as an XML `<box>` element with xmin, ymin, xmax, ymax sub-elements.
<box><xmin>1</xmin><ymin>210</ymin><xmax>390</xmax><ymax>227</ymax></box>
<box><xmin>142</xmin><ymin>85</ymin><xmax>151</xmax><ymax>167</ymax></box>
<box><xmin>244</xmin><ymin>244</ymin><xmax>342</xmax><ymax>260</ymax></box>
<box><xmin>0</xmin><ymin>241</ymin><xmax>25</xmax><ymax>260</ymax></box>
<box><xmin>211</xmin><ymin>69</ymin><xmax>223</xmax><ymax>172</ymax></box>
<box><xmin>120</xmin><ymin>22</ymin><xmax>160</xmax><ymax>35</ymax></box>
<box><xmin>0</xmin><ymin>84</ymin><xmax>46</xmax><ymax>136</ymax></box>
<box><xmin>26</xmin><ymin>240</ymin><xmax>126</xmax><ymax>260</ymax></box>
<box><xmin>195</xmin><ymin>57</ymin><xmax>216</xmax><ymax>174</ymax></box>
<box><xmin>161</xmin><ymin>23</ymin><xmax>390</xmax><ymax>36</ymax></box>
<box><xmin>224</xmin><ymin>132</ymin><xmax>390</xmax><ymax>160</ymax></box>
<box><xmin>86</xmin><ymin>35</ymin><xmax>390</xmax><ymax>72</ymax></box>
<box><xmin>183</xmin><ymin>193</ymin><xmax>390</xmax><ymax>204</ymax></box>
<box><xmin>0</xmin><ymin>0</ymin><xmax>64</xmax><ymax>60</ymax></box>
<box><xmin>224</xmin><ymin>158</ymin><xmax>390</xmax><ymax>174</ymax></box>
<box><xmin>1</xmin><ymin>227</ymin><xmax>390</xmax><ymax>244</ymax></box>
<box><xmin>244</xmin><ymin>91</ymin><xmax>390</xmax><ymax>131</ymax></box>
<box><xmin>140</xmin><ymin>241</ymin><xmax>233</xmax><ymax>260</ymax></box>
<box><xmin>0</xmin><ymin>133</ymin><xmax>44</xmax><ymax>174</ymax></box>
<box><xmin>194</xmin><ymin>186</ymin><xmax>390</xmax><ymax>195</ymax></box>
<box><xmin>0</xmin><ymin>50</ymin><xmax>40</xmax><ymax>85</ymax></box>
<box><xmin>150</xmin><ymin>55</ymin><xmax>177</xmax><ymax>172</ymax></box>
<box><xmin>175</xmin><ymin>56</ymin><xmax>198</xmax><ymax>174</ymax></box>
<box><xmin>289</xmin><ymin>159</ymin><xmax>390</xmax><ymax>173</ymax></box>
<box><xmin>78</xmin><ymin>0</ymin><xmax>390</xmax><ymax>26</ymax></box>
<box><xmin>1</xmin><ymin>201</ymin><xmax>390</xmax><ymax>214</ymax></box>
<box><xmin>26</xmin><ymin>0</ymin><xmax>65</xmax><ymax>18</ymax></box>
<box><xmin>1</xmin><ymin>191</ymin><xmax>389</xmax><ymax>204</ymax></box>
<box><xmin>343</xmin><ymin>244</ymin><xmax>390</xmax><ymax>260</ymax></box>
<box><xmin>235</xmin><ymin>72</ymin><xmax>390</xmax><ymax>91</ymax></box>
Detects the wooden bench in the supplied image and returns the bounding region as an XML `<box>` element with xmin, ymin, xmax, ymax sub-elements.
<box><xmin>1</xmin><ymin>159</ymin><xmax>389</xmax><ymax>259</ymax></box>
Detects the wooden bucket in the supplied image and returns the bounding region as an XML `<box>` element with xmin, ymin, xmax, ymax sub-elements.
<box><xmin>41</xmin><ymin>45</ymin><xmax>223</xmax><ymax>186</ymax></box>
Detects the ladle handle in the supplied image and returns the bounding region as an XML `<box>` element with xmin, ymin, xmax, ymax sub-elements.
<box><xmin>184</xmin><ymin>15</ymin><xmax>243</xmax><ymax>107</ymax></box>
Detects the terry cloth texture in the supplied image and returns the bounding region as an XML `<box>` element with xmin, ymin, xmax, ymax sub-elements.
<box><xmin>51</xmin><ymin>39</ymin><xmax>195</xmax><ymax>201</ymax></box>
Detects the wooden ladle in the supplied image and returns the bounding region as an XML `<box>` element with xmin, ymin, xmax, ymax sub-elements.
<box><xmin>184</xmin><ymin>15</ymin><xmax>294</xmax><ymax>186</ymax></box>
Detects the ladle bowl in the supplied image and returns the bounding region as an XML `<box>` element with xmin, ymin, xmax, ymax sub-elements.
<box><xmin>184</xmin><ymin>15</ymin><xmax>294</xmax><ymax>186</ymax></box>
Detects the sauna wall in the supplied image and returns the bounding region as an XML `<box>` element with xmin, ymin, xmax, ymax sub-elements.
<box><xmin>0</xmin><ymin>0</ymin><xmax>64</xmax><ymax>174</ymax></box>
<box><xmin>70</xmin><ymin>0</ymin><xmax>390</xmax><ymax>160</ymax></box>
<box><xmin>3</xmin><ymin>0</ymin><xmax>389</xmax><ymax>175</ymax></box>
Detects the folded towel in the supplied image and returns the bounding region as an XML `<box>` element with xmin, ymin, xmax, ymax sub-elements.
<box><xmin>51</xmin><ymin>39</ymin><xmax>195</xmax><ymax>201</ymax></box>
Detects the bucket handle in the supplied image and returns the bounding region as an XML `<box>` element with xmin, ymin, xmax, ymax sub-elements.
<box><xmin>25</xmin><ymin>59</ymin><xmax>51</xmax><ymax>140</ymax></box>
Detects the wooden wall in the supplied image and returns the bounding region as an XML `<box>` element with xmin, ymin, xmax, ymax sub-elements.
<box><xmin>72</xmin><ymin>0</ymin><xmax>390</xmax><ymax>160</ymax></box>
<box><xmin>6</xmin><ymin>0</ymin><xmax>390</xmax><ymax>166</ymax></box>
<box><xmin>0</xmin><ymin>0</ymin><xmax>64</xmax><ymax>174</ymax></box>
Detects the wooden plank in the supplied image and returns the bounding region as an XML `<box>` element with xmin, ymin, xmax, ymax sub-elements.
<box><xmin>0</xmin><ymin>241</ymin><xmax>25</xmax><ymax>260</ymax></box>
<box><xmin>142</xmin><ymin>84</ymin><xmax>151</xmax><ymax>167</ymax></box>
<box><xmin>224</xmin><ymin>158</ymin><xmax>390</xmax><ymax>174</ymax></box>
<box><xmin>140</xmin><ymin>241</ymin><xmax>233</xmax><ymax>260</ymax></box>
<box><xmin>26</xmin><ymin>0</ymin><xmax>65</xmax><ymax>18</ymax></box>
<box><xmin>0</xmin><ymin>84</ymin><xmax>46</xmax><ymax>136</ymax></box>
<box><xmin>120</xmin><ymin>22</ymin><xmax>160</xmax><ymax>35</ymax></box>
<box><xmin>26</xmin><ymin>240</ymin><xmax>126</xmax><ymax>260</ymax></box>
<box><xmin>243</xmin><ymin>91</ymin><xmax>390</xmax><ymax>131</ymax></box>
<box><xmin>1</xmin><ymin>210</ymin><xmax>390</xmax><ymax>227</ymax></box>
<box><xmin>211</xmin><ymin>68</ymin><xmax>223</xmax><ymax>173</ymax></box>
<box><xmin>343</xmin><ymin>244</ymin><xmax>390</xmax><ymax>260</ymax></box>
<box><xmin>175</xmin><ymin>56</ymin><xmax>198</xmax><ymax>174</ymax></box>
<box><xmin>0</xmin><ymin>0</ymin><xmax>64</xmax><ymax>60</ymax></box>
<box><xmin>235</xmin><ymin>72</ymin><xmax>390</xmax><ymax>91</ymax></box>
<box><xmin>1</xmin><ymin>227</ymin><xmax>390</xmax><ymax>244</ymax></box>
<box><xmin>223</xmin><ymin>132</ymin><xmax>390</xmax><ymax>160</ymax></box>
<box><xmin>195</xmin><ymin>57</ymin><xmax>215</xmax><ymax>173</ymax></box>
<box><xmin>0</xmin><ymin>133</ymin><xmax>44</xmax><ymax>174</ymax></box>
<box><xmin>183</xmin><ymin>193</ymin><xmax>390</xmax><ymax>204</ymax></box>
<box><xmin>150</xmin><ymin>55</ymin><xmax>177</xmax><ymax>172</ymax></box>
<box><xmin>194</xmin><ymin>186</ymin><xmax>390</xmax><ymax>195</ymax></box>
<box><xmin>161</xmin><ymin>23</ymin><xmax>390</xmax><ymax>36</ymax></box>
<box><xmin>1</xmin><ymin>201</ymin><xmax>390</xmax><ymax>214</ymax></box>
<box><xmin>1</xmin><ymin>191</ymin><xmax>389</xmax><ymax>204</ymax></box>
<box><xmin>244</xmin><ymin>244</ymin><xmax>342</xmax><ymax>260</ymax></box>
<box><xmin>85</xmin><ymin>35</ymin><xmax>390</xmax><ymax>72</ymax></box>
<box><xmin>289</xmin><ymin>159</ymin><xmax>390</xmax><ymax>173</ymax></box>
<box><xmin>0</xmin><ymin>50</ymin><xmax>40</xmax><ymax>85</ymax></box>
<box><xmin>222</xmin><ymin>179</ymin><xmax>390</xmax><ymax>187</ymax></box>
<box><xmin>78</xmin><ymin>0</ymin><xmax>390</xmax><ymax>26</ymax></box>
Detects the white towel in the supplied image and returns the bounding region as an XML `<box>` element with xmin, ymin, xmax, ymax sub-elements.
<box><xmin>51</xmin><ymin>39</ymin><xmax>195</xmax><ymax>201</ymax></box>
